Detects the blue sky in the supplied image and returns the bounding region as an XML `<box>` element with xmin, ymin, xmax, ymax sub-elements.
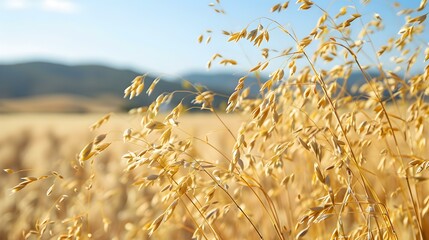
<box><xmin>0</xmin><ymin>0</ymin><xmax>427</xmax><ymax>76</ymax></box>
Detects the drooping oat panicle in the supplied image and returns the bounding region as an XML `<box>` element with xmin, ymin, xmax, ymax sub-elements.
<box><xmin>124</xmin><ymin>75</ymin><xmax>146</xmax><ymax>99</ymax></box>
<box><xmin>89</xmin><ymin>113</ymin><xmax>111</xmax><ymax>131</ymax></box>
<box><xmin>146</xmin><ymin>77</ymin><xmax>160</xmax><ymax>96</ymax></box>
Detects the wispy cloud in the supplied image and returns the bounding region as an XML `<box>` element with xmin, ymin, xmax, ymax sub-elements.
<box><xmin>2</xmin><ymin>0</ymin><xmax>79</xmax><ymax>13</ymax></box>
<box><xmin>4</xmin><ymin>0</ymin><xmax>31</xmax><ymax>9</ymax></box>
<box><xmin>42</xmin><ymin>0</ymin><xmax>78</xmax><ymax>13</ymax></box>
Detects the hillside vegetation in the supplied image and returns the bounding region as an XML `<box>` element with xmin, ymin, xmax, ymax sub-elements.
<box><xmin>0</xmin><ymin>62</ymin><xmax>376</xmax><ymax>112</ymax></box>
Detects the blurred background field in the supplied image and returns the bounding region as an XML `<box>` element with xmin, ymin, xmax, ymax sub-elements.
<box><xmin>0</xmin><ymin>112</ymin><xmax>243</xmax><ymax>239</ymax></box>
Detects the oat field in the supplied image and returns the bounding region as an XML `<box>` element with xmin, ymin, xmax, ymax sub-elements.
<box><xmin>0</xmin><ymin>113</ymin><xmax>244</xmax><ymax>239</ymax></box>
<box><xmin>3</xmin><ymin>0</ymin><xmax>429</xmax><ymax>239</ymax></box>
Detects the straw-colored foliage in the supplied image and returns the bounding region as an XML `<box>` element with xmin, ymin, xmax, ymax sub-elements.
<box><xmin>3</xmin><ymin>0</ymin><xmax>429</xmax><ymax>239</ymax></box>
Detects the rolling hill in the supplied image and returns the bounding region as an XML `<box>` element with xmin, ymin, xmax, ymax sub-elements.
<box><xmin>0</xmin><ymin>62</ymin><xmax>235</xmax><ymax>112</ymax></box>
<box><xmin>0</xmin><ymin>61</ymin><xmax>374</xmax><ymax>112</ymax></box>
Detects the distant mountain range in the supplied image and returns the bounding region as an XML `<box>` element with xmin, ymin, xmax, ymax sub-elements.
<box><xmin>0</xmin><ymin>62</ymin><xmax>177</xmax><ymax>99</ymax></box>
<box><xmin>0</xmin><ymin>62</ymin><xmax>264</xmax><ymax>112</ymax></box>
<box><xmin>0</xmin><ymin>61</ymin><xmax>372</xmax><ymax>112</ymax></box>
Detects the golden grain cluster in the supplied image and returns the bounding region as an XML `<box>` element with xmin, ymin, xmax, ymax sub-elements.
<box><xmin>3</xmin><ymin>0</ymin><xmax>429</xmax><ymax>239</ymax></box>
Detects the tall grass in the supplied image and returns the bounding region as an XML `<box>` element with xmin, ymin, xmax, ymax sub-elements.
<box><xmin>4</xmin><ymin>1</ymin><xmax>429</xmax><ymax>239</ymax></box>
